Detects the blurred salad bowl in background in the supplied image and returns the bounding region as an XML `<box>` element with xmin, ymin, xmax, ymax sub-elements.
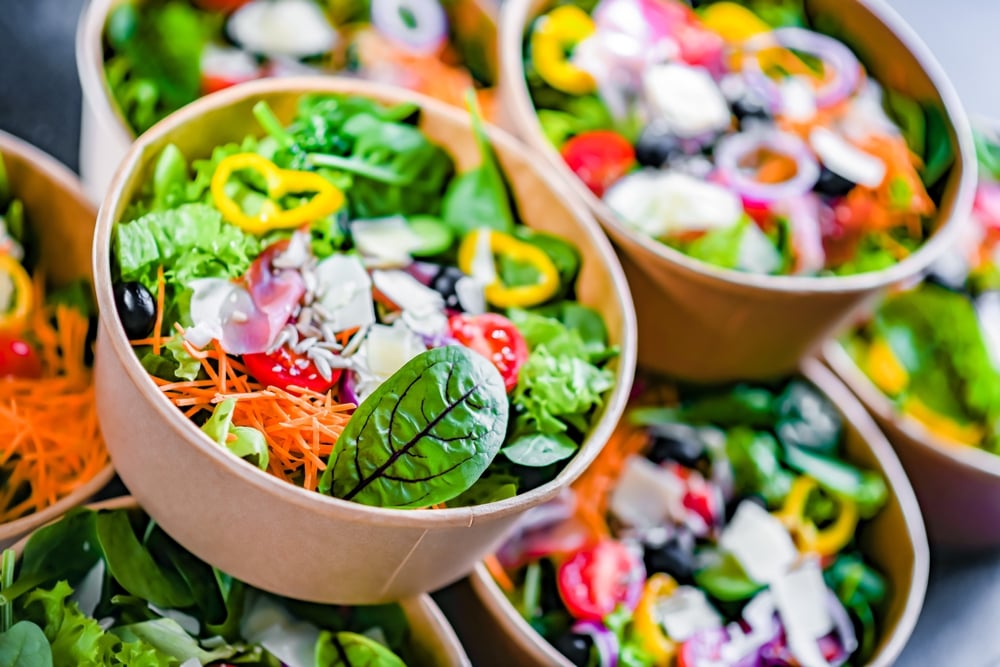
<box><xmin>499</xmin><ymin>0</ymin><xmax>974</xmax><ymax>381</ymax></box>
<box><xmin>0</xmin><ymin>496</ymin><xmax>470</xmax><ymax>666</ymax></box>
<box><xmin>76</xmin><ymin>0</ymin><xmax>499</xmax><ymax>202</ymax></box>
<box><xmin>467</xmin><ymin>360</ymin><xmax>927</xmax><ymax>667</ymax></box>
<box><xmin>0</xmin><ymin>132</ymin><xmax>115</xmax><ymax>547</ymax></box>
<box><xmin>826</xmin><ymin>124</ymin><xmax>1000</xmax><ymax>548</ymax></box>
<box><xmin>91</xmin><ymin>77</ymin><xmax>636</xmax><ymax>604</ymax></box>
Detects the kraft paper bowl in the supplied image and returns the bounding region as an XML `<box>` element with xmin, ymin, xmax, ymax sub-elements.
<box><xmin>825</xmin><ymin>342</ymin><xmax>1000</xmax><ymax>549</ymax></box>
<box><xmin>0</xmin><ymin>131</ymin><xmax>115</xmax><ymax>548</ymax></box>
<box><xmin>76</xmin><ymin>0</ymin><xmax>499</xmax><ymax>204</ymax></box>
<box><xmin>9</xmin><ymin>495</ymin><xmax>471</xmax><ymax>666</ymax></box>
<box><xmin>499</xmin><ymin>0</ymin><xmax>975</xmax><ymax>382</ymax></box>
<box><xmin>91</xmin><ymin>77</ymin><xmax>637</xmax><ymax>604</ymax></box>
<box><xmin>461</xmin><ymin>360</ymin><xmax>928</xmax><ymax>667</ymax></box>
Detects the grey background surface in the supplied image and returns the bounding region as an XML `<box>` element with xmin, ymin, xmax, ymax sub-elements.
<box><xmin>0</xmin><ymin>0</ymin><xmax>997</xmax><ymax>664</ymax></box>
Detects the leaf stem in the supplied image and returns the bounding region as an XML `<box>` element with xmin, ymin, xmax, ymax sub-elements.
<box><xmin>306</xmin><ymin>153</ymin><xmax>409</xmax><ymax>185</ymax></box>
<box><xmin>252</xmin><ymin>101</ymin><xmax>295</xmax><ymax>149</ymax></box>
<box><xmin>1</xmin><ymin>548</ymin><xmax>16</xmax><ymax>632</ymax></box>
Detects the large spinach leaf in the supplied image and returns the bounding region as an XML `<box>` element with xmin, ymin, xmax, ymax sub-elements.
<box><xmin>314</xmin><ymin>631</ymin><xmax>405</xmax><ymax>667</ymax></box>
<box><xmin>320</xmin><ymin>346</ymin><xmax>508</xmax><ymax>508</ymax></box>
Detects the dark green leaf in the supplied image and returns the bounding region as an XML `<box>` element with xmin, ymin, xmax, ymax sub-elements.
<box><xmin>0</xmin><ymin>621</ymin><xmax>52</xmax><ymax>667</ymax></box>
<box><xmin>781</xmin><ymin>444</ymin><xmax>887</xmax><ymax>517</ymax></box>
<box><xmin>725</xmin><ymin>427</ymin><xmax>792</xmax><ymax>506</ymax></box>
<box><xmin>321</xmin><ymin>346</ymin><xmax>509</xmax><ymax>508</ymax></box>
<box><xmin>314</xmin><ymin>631</ymin><xmax>405</xmax><ymax>667</ymax></box>
<box><xmin>95</xmin><ymin>511</ymin><xmax>195</xmax><ymax>609</ymax></box>
<box><xmin>502</xmin><ymin>432</ymin><xmax>577</xmax><ymax>467</ymax></box>
<box><xmin>446</xmin><ymin>471</ymin><xmax>519</xmax><ymax>507</ymax></box>
<box><xmin>775</xmin><ymin>380</ymin><xmax>842</xmax><ymax>455</ymax></box>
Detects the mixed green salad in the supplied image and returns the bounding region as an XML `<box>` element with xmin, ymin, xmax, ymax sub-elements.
<box><xmin>845</xmin><ymin>128</ymin><xmax>1000</xmax><ymax>454</ymax></box>
<box><xmin>489</xmin><ymin>377</ymin><xmax>889</xmax><ymax>667</ymax></box>
<box><xmin>109</xmin><ymin>92</ymin><xmax>616</xmax><ymax>509</ymax></box>
<box><xmin>0</xmin><ymin>506</ymin><xmax>419</xmax><ymax>665</ymax></box>
<box><xmin>103</xmin><ymin>0</ymin><xmax>497</xmax><ymax>135</ymax></box>
<box><xmin>522</xmin><ymin>0</ymin><xmax>954</xmax><ymax>276</ymax></box>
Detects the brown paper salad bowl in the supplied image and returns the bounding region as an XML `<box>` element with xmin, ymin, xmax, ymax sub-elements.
<box><xmin>464</xmin><ymin>359</ymin><xmax>928</xmax><ymax>667</ymax></box>
<box><xmin>498</xmin><ymin>0</ymin><xmax>975</xmax><ymax>382</ymax></box>
<box><xmin>0</xmin><ymin>495</ymin><xmax>471</xmax><ymax>666</ymax></box>
<box><xmin>91</xmin><ymin>76</ymin><xmax>637</xmax><ymax>604</ymax></box>
<box><xmin>76</xmin><ymin>0</ymin><xmax>500</xmax><ymax>203</ymax></box>
<box><xmin>0</xmin><ymin>131</ymin><xmax>115</xmax><ymax>548</ymax></box>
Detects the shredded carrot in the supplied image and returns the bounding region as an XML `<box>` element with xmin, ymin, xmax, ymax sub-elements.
<box><xmin>484</xmin><ymin>554</ymin><xmax>515</xmax><ymax>593</ymax></box>
<box><xmin>158</xmin><ymin>337</ymin><xmax>354</xmax><ymax>492</ymax></box>
<box><xmin>152</xmin><ymin>265</ymin><xmax>165</xmax><ymax>356</ymax></box>
<box><xmin>0</xmin><ymin>277</ymin><xmax>109</xmax><ymax>523</ymax></box>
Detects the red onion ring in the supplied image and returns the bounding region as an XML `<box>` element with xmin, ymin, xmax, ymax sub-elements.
<box><xmin>713</xmin><ymin>129</ymin><xmax>820</xmax><ymax>206</ymax></box>
<box><xmin>740</xmin><ymin>28</ymin><xmax>862</xmax><ymax>111</ymax></box>
<box><xmin>570</xmin><ymin>620</ymin><xmax>620</xmax><ymax>667</ymax></box>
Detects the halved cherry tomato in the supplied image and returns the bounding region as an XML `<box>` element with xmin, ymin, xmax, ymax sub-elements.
<box><xmin>557</xmin><ymin>539</ymin><xmax>644</xmax><ymax>620</ymax></box>
<box><xmin>560</xmin><ymin>131</ymin><xmax>636</xmax><ymax>198</ymax></box>
<box><xmin>0</xmin><ymin>335</ymin><xmax>42</xmax><ymax>379</ymax></box>
<box><xmin>447</xmin><ymin>313</ymin><xmax>527</xmax><ymax>392</ymax></box>
<box><xmin>243</xmin><ymin>345</ymin><xmax>341</xmax><ymax>393</ymax></box>
<box><xmin>192</xmin><ymin>0</ymin><xmax>251</xmax><ymax>12</ymax></box>
<box><xmin>670</xmin><ymin>463</ymin><xmax>723</xmax><ymax>532</ymax></box>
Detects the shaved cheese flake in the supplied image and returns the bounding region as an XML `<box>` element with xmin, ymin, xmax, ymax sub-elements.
<box><xmin>315</xmin><ymin>254</ymin><xmax>375</xmax><ymax>332</ymax></box>
<box><xmin>351</xmin><ymin>216</ymin><xmax>424</xmax><ymax>265</ymax></box>
<box><xmin>719</xmin><ymin>501</ymin><xmax>797</xmax><ymax>584</ymax></box>
<box><xmin>372</xmin><ymin>269</ymin><xmax>444</xmax><ymax>314</ymax></box>
<box><xmin>655</xmin><ymin>586</ymin><xmax>723</xmax><ymax>642</ymax></box>
<box><xmin>772</xmin><ymin>559</ymin><xmax>834</xmax><ymax>667</ymax></box>
<box><xmin>810</xmin><ymin>127</ymin><xmax>886</xmax><ymax>188</ymax></box>
<box><xmin>609</xmin><ymin>455</ymin><xmax>686</xmax><ymax>529</ymax></box>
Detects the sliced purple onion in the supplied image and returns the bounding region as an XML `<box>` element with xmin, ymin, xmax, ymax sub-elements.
<box><xmin>405</xmin><ymin>261</ymin><xmax>440</xmax><ymax>286</ymax></box>
<box><xmin>713</xmin><ymin>129</ymin><xmax>820</xmax><ymax>206</ymax></box>
<box><xmin>340</xmin><ymin>370</ymin><xmax>360</xmax><ymax>406</ymax></box>
<box><xmin>825</xmin><ymin>590</ymin><xmax>858</xmax><ymax>666</ymax></box>
<box><xmin>623</xmin><ymin>546</ymin><xmax>647</xmax><ymax>611</ymax></box>
<box><xmin>571</xmin><ymin>620</ymin><xmax>619</xmax><ymax>667</ymax></box>
<box><xmin>371</xmin><ymin>0</ymin><xmax>448</xmax><ymax>55</ymax></box>
<box><xmin>778</xmin><ymin>194</ymin><xmax>826</xmax><ymax>275</ymax></box>
<box><xmin>740</xmin><ymin>28</ymin><xmax>861</xmax><ymax>111</ymax></box>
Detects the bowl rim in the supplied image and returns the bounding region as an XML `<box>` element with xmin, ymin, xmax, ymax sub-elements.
<box><xmin>8</xmin><ymin>494</ymin><xmax>472</xmax><ymax>667</ymax></box>
<box><xmin>0</xmin><ymin>130</ymin><xmax>117</xmax><ymax>544</ymax></box>
<box><xmin>76</xmin><ymin>0</ymin><xmax>502</xmax><ymax>147</ymax></box>
<box><xmin>824</xmin><ymin>340</ymin><xmax>1000</xmax><ymax>478</ymax></box>
<box><xmin>497</xmin><ymin>0</ymin><xmax>977</xmax><ymax>294</ymax></box>
<box><xmin>91</xmin><ymin>75</ymin><xmax>638</xmax><ymax>529</ymax></box>
<box><xmin>467</xmin><ymin>357</ymin><xmax>930</xmax><ymax>667</ymax></box>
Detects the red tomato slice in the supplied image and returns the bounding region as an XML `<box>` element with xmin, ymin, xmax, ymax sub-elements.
<box><xmin>560</xmin><ymin>131</ymin><xmax>636</xmax><ymax>198</ymax></box>
<box><xmin>0</xmin><ymin>336</ymin><xmax>42</xmax><ymax>378</ymax></box>
<box><xmin>243</xmin><ymin>345</ymin><xmax>341</xmax><ymax>393</ymax></box>
<box><xmin>192</xmin><ymin>0</ymin><xmax>252</xmax><ymax>11</ymax></box>
<box><xmin>447</xmin><ymin>313</ymin><xmax>527</xmax><ymax>392</ymax></box>
<box><xmin>556</xmin><ymin>540</ymin><xmax>643</xmax><ymax>620</ymax></box>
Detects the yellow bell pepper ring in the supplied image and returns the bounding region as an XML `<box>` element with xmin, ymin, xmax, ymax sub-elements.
<box><xmin>210</xmin><ymin>153</ymin><xmax>345</xmax><ymax>235</ymax></box>
<box><xmin>530</xmin><ymin>5</ymin><xmax>597</xmax><ymax>95</ymax></box>
<box><xmin>0</xmin><ymin>254</ymin><xmax>33</xmax><ymax>333</ymax></box>
<box><xmin>458</xmin><ymin>229</ymin><xmax>560</xmax><ymax>308</ymax></box>
<box><xmin>633</xmin><ymin>573</ymin><xmax>678</xmax><ymax>665</ymax></box>
<box><xmin>776</xmin><ymin>476</ymin><xmax>858</xmax><ymax>557</ymax></box>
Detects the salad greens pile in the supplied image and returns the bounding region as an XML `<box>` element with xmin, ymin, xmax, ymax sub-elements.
<box><xmin>522</xmin><ymin>0</ymin><xmax>954</xmax><ymax>276</ymax></box>
<box><xmin>0</xmin><ymin>507</ymin><xmax>415</xmax><ymax>666</ymax></box>
<box><xmin>111</xmin><ymin>92</ymin><xmax>616</xmax><ymax>510</ymax></box>
<box><xmin>845</xmin><ymin>129</ymin><xmax>1000</xmax><ymax>454</ymax></box>
<box><xmin>103</xmin><ymin>0</ymin><xmax>498</xmax><ymax>136</ymax></box>
<box><xmin>494</xmin><ymin>377</ymin><xmax>889</xmax><ymax>667</ymax></box>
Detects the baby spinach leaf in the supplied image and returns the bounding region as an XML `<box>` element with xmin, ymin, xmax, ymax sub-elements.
<box><xmin>446</xmin><ymin>471</ymin><xmax>520</xmax><ymax>507</ymax></box>
<box><xmin>94</xmin><ymin>511</ymin><xmax>195</xmax><ymax>610</ymax></box>
<box><xmin>0</xmin><ymin>621</ymin><xmax>52</xmax><ymax>667</ymax></box>
<box><xmin>441</xmin><ymin>92</ymin><xmax>517</xmax><ymax>236</ymax></box>
<box><xmin>0</xmin><ymin>510</ymin><xmax>100</xmax><ymax>605</ymax></box>
<box><xmin>314</xmin><ymin>631</ymin><xmax>405</xmax><ymax>667</ymax></box>
<box><xmin>320</xmin><ymin>346</ymin><xmax>508</xmax><ymax>508</ymax></box>
<box><xmin>502</xmin><ymin>433</ymin><xmax>577</xmax><ymax>467</ymax></box>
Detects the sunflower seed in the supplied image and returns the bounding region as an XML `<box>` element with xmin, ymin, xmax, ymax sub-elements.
<box><xmin>312</xmin><ymin>353</ymin><xmax>333</xmax><ymax>381</ymax></box>
<box><xmin>294</xmin><ymin>336</ymin><xmax>318</xmax><ymax>354</ymax></box>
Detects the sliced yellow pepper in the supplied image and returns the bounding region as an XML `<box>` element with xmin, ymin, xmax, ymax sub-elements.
<box><xmin>458</xmin><ymin>229</ymin><xmax>560</xmax><ymax>308</ymax></box>
<box><xmin>775</xmin><ymin>476</ymin><xmax>858</xmax><ymax>557</ymax></box>
<box><xmin>699</xmin><ymin>2</ymin><xmax>772</xmax><ymax>43</ymax></box>
<box><xmin>530</xmin><ymin>6</ymin><xmax>596</xmax><ymax>95</ymax></box>
<box><xmin>0</xmin><ymin>254</ymin><xmax>33</xmax><ymax>333</ymax></box>
<box><xmin>866</xmin><ymin>338</ymin><xmax>909</xmax><ymax>395</ymax></box>
<box><xmin>903</xmin><ymin>397</ymin><xmax>985</xmax><ymax>446</ymax></box>
<box><xmin>633</xmin><ymin>574</ymin><xmax>678</xmax><ymax>665</ymax></box>
<box><xmin>210</xmin><ymin>153</ymin><xmax>345</xmax><ymax>235</ymax></box>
